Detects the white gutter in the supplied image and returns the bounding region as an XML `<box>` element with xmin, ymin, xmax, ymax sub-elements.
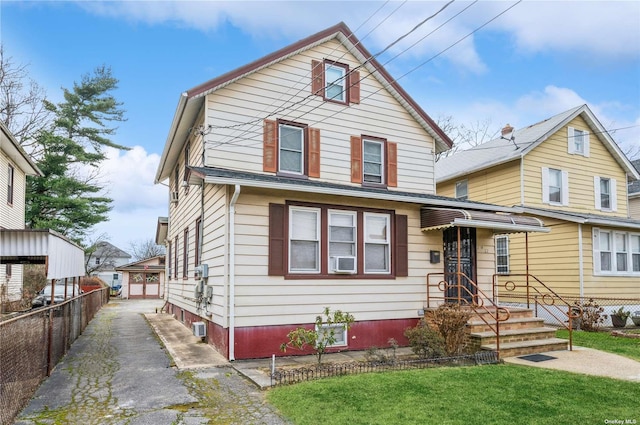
<box><xmin>450</xmin><ymin>219</ymin><xmax>550</xmax><ymax>234</ymax></box>
<box><xmin>203</xmin><ymin>176</ymin><xmax>518</xmax><ymax>214</ymax></box>
<box><xmin>228</xmin><ymin>184</ymin><xmax>241</xmax><ymax>361</ymax></box>
<box><xmin>578</xmin><ymin>224</ymin><xmax>584</xmax><ymax>298</ymax></box>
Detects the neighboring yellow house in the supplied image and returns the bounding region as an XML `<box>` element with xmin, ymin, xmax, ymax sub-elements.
<box><xmin>629</xmin><ymin>160</ymin><xmax>640</xmax><ymax>220</ymax></box>
<box><xmin>437</xmin><ymin>105</ymin><xmax>640</xmax><ymax>301</ymax></box>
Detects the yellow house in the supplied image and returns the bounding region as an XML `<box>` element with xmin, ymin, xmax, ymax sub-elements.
<box><xmin>437</xmin><ymin>105</ymin><xmax>640</xmax><ymax>302</ymax></box>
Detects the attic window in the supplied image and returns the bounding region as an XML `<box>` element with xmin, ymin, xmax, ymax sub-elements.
<box><xmin>455</xmin><ymin>180</ymin><xmax>468</xmax><ymax>200</ymax></box>
<box><xmin>568</xmin><ymin>127</ymin><xmax>590</xmax><ymax>157</ymax></box>
<box><xmin>311</xmin><ymin>60</ymin><xmax>360</xmax><ymax>104</ymax></box>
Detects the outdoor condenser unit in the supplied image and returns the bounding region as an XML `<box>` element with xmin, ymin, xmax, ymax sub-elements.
<box><xmin>192</xmin><ymin>321</ymin><xmax>206</xmax><ymax>338</ymax></box>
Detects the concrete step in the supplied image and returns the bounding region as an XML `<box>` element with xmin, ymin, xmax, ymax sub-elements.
<box><xmin>467</xmin><ymin>317</ymin><xmax>545</xmax><ymax>333</ymax></box>
<box><xmin>469</xmin><ymin>307</ymin><xmax>533</xmax><ymax>322</ymax></box>
<box><xmin>470</xmin><ymin>327</ymin><xmax>558</xmax><ymax>345</ymax></box>
<box><xmin>481</xmin><ymin>338</ymin><xmax>568</xmax><ymax>358</ymax></box>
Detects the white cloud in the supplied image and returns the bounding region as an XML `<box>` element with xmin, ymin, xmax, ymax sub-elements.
<box><xmin>82</xmin><ymin>146</ymin><xmax>168</xmax><ymax>250</ymax></box>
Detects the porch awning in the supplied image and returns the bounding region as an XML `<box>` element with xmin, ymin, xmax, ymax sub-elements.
<box><xmin>0</xmin><ymin>229</ymin><xmax>85</xmax><ymax>279</ymax></box>
<box><xmin>420</xmin><ymin>208</ymin><xmax>549</xmax><ymax>234</ymax></box>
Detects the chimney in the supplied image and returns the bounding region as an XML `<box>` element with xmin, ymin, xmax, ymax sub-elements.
<box><xmin>501</xmin><ymin>124</ymin><xmax>514</xmax><ymax>137</ymax></box>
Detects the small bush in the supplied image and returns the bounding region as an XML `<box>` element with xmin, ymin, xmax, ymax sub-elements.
<box><xmin>364</xmin><ymin>338</ymin><xmax>399</xmax><ymax>364</ymax></box>
<box><xmin>431</xmin><ymin>303</ymin><xmax>472</xmax><ymax>356</ymax></box>
<box><xmin>574</xmin><ymin>298</ymin><xmax>605</xmax><ymax>332</ymax></box>
<box><xmin>280</xmin><ymin>307</ymin><xmax>355</xmax><ymax>364</ymax></box>
<box><xmin>404</xmin><ymin>319</ymin><xmax>445</xmax><ymax>359</ymax></box>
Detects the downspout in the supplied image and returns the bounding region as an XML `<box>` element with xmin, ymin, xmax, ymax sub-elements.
<box><xmin>578</xmin><ymin>224</ymin><xmax>584</xmax><ymax>298</ymax></box>
<box><xmin>228</xmin><ymin>184</ymin><xmax>241</xmax><ymax>361</ymax></box>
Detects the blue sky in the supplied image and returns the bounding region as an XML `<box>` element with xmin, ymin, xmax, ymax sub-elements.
<box><xmin>2</xmin><ymin>1</ymin><xmax>639</xmax><ymax>251</ymax></box>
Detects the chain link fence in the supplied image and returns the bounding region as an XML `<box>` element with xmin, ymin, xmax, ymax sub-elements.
<box><xmin>0</xmin><ymin>287</ymin><xmax>109</xmax><ymax>425</ymax></box>
<box><xmin>497</xmin><ymin>295</ymin><xmax>640</xmax><ymax>328</ymax></box>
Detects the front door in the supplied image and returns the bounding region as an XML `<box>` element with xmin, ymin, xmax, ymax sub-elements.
<box><xmin>443</xmin><ymin>227</ymin><xmax>477</xmax><ymax>304</ymax></box>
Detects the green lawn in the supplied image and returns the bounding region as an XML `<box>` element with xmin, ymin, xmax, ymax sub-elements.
<box><xmin>267</xmin><ymin>364</ymin><xmax>638</xmax><ymax>425</ymax></box>
<box><xmin>556</xmin><ymin>329</ymin><xmax>640</xmax><ymax>361</ymax></box>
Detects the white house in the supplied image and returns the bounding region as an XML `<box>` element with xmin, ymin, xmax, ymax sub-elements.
<box><xmin>155</xmin><ymin>23</ymin><xmax>549</xmax><ymax>360</ymax></box>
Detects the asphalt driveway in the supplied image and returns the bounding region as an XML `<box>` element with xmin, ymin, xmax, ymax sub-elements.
<box><xmin>15</xmin><ymin>299</ymin><xmax>289</xmax><ymax>425</ymax></box>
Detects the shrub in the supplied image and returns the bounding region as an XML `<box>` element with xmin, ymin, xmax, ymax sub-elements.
<box><xmin>404</xmin><ymin>319</ymin><xmax>445</xmax><ymax>359</ymax></box>
<box><xmin>574</xmin><ymin>298</ymin><xmax>605</xmax><ymax>332</ymax></box>
<box><xmin>280</xmin><ymin>307</ymin><xmax>355</xmax><ymax>364</ymax></box>
<box><xmin>431</xmin><ymin>303</ymin><xmax>472</xmax><ymax>356</ymax></box>
<box><xmin>364</xmin><ymin>338</ymin><xmax>399</xmax><ymax>364</ymax></box>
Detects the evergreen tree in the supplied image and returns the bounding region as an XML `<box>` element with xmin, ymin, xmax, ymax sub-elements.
<box><xmin>26</xmin><ymin>66</ymin><xmax>129</xmax><ymax>242</ymax></box>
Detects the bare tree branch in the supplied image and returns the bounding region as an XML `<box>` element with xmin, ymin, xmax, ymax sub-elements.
<box><xmin>129</xmin><ymin>238</ymin><xmax>166</xmax><ymax>261</ymax></box>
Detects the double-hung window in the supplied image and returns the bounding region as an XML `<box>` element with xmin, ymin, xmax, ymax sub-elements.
<box><xmin>615</xmin><ymin>233</ymin><xmax>627</xmax><ymax>272</ymax></box>
<box><xmin>364</xmin><ymin>213</ymin><xmax>390</xmax><ymax>274</ymax></box>
<box><xmin>495</xmin><ymin>235</ymin><xmax>509</xmax><ymax>274</ymax></box>
<box><xmin>363</xmin><ymin>139</ymin><xmax>384</xmax><ymax>184</ymax></box>
<box><xmin>325</xmin><ymin>63</ymin><xmax>346</xmax><ymax>102</ymax></box>
<box><xmin>7</xmin><ymin>164</ymin><xmax>14</xmax><ymax>205</ymax></box>
<box><xmin>632</xmin><ymin>235</ymin><xmax>640</xmax><ymax>272</ymax></box>
<box><xmin>542</xmin><ymin>167</ymin><xmax>568</xmax><ymax>206</ymax></box>
<box><xmin>289</xmin><ymin>207</ymin><xmax>320</xmax><ymax>273</ymax></box>
<box><xmin>568</xmin><ymin>127</ymin><xmax>589</xmax><ymax>156</ymax></box>
<box><xmin>594</xmin><ymin>176</ymin><xmax>617</xmax><ymax>211</ymax></box>
<box><xmin>594</xmin><ymin>229</ymin><xmax>640</xmax><ymax>275</ymax></box>
<box><xmin>183</xmin><ymin>228</ymin><xmax>189</xmax><ymax>278</ymax></box>
<box><xmin>329</xmin><ymin>211</ymin><xmax>357</xmax><ymax>273</ymax></box>
<box><xmin>455</xmin><ymin>180</ymin><xmax>468</xmax><ymax>200</ymax></box>
<box><xmin>279</xmin><ymin>123</ymin><xmax>305</xmax><ymax>175</ymax></box>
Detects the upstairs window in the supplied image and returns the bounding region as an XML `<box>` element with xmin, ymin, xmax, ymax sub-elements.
<box><xmin>184</xmin><ymin>142</ymin><xmax>191</xmax><ymax>192</ymax></box>
<box><xmin>594</xmin><ymin>176</ymin><xmax>617</xmax><ymax>211</ymax></box>
<box><xmin>455</xmin><ymin>180</ymin><xmax>468</xmax><ymax>201</ymax></box>
<box><xmin>568</xmin><ymin>127</ymin><xmax>590</xmax><ymax>157</ymax></box>
<box><xmin>325</xmin><ymin>63</ymin><xmax>346</xmax><ymax>102</ymax></box>
<box><xmin>350</xmin><ymin>136</ymin><xmax>397</xmax><ymax>187</ymax></box>
<box><xmin>542</xmin><ymin>167</ymin><xmax>568</xmax><ymax>206</ymax></box>
<box><xmin>363</xmin><ymin>139</ymin><xmax>384</xmax><ymax>184</ymax></box>
<box><xmin>279</xmin><ymin>123</ymin><xmax>305</xmax><ymax>175</ymax></box>
<box><xmin>7</xmin><ymin>164</ymin><xmax>14</xmax><ymax>205</ymax></box>
<box><xmin>183</xmin><ymin>228</ymin><xmax>189</xmax><ymax>278</ymax></box>
<box><xmin>311</xmin><ymin>60</ymin><xmax>360</xmax><ymax>104</ymax></box>
<box><xmin>263</xmin><ymin>119</ymin><xmax>320</xmax><ymax>178</ymax></box>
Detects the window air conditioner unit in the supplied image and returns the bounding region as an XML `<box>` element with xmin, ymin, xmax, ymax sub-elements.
<box><xmin>331</xmin><ymin>256</ymin><xmax>356</xmax><ymax>274</ymax></box>
<box><xmin>170</xmin><ymin>191</ymin><xmax>179</xmax><ymax>203</ymax></box>
<box><xmin>192</xmin><ymin>321</ymin><xmax>206</xmax><ymax>338</ymax></box>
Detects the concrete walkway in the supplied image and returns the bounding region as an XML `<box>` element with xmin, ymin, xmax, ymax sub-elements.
<box><xmin>15</xmin><ymin>299</ymin><xmax>289</xmax><ymax>425</ymax></box>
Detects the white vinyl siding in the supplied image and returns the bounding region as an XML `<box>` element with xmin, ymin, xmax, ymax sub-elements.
<box><xmin>203</xmin><ymin>39</ymin><xmax>437</xmax><ymax>194</ymax></box>
<box><xmin>541</xmin><ymin>167</ymin><xmax>569</xmax><ymax>206</ymax></box>
<box><xmin>568</xmin><ymin>126</ymin><xmax>590</xmax><ymax>157</ymax></box>
<box><xmin>593</xmin><ymin>228</ymin><xmax>640</xmax><ymax>276</ymax></box>
<box><xmin>594</xmin><ymin>176</ymin><xmax>617</xmax><ymax>212</ymax></box>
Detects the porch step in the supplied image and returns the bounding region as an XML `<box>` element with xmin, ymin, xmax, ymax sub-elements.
<box><xmin>469</xmin><ymin>307</ymin><xmax>533</xmax><ymax>322</ymax></box>
<box><xmin>470</xmin><ymin>327</ymin><xmax>558</xmax><ymax>345</ymax></box>
<box><xmin>481</xmin><ymin>338</ymin><xmax>568</xmax><ymax>358</ymax></box>
<box><xmin>467</xmin><ymin>317</ymin><xmax>544</xmax><ymax>333</ymax></box>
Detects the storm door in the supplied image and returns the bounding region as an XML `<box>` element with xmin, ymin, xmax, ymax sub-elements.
<box><xmin>443</xmin><ymin>227</ymin><xmax>477</xmax><ymax>304</ymax></box>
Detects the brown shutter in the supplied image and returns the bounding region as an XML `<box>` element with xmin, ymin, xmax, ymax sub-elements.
<box><xmin>395</xmin><ymin>214</ymin><xmax>408</xmax><ymax>277</ymax></box>
<box><xmin>350</xmin><ymin>136</ymin><xmax>362</xmax><ymax>184</ymax></box>
<box><xmin>308</xmin><ymin>127</ymin><xmax>321</xmax><ymax>178</ymax></box>
<box><xmin>311</xmin><ymin>60</ymin><xmax>324</xmax><ymax>96</ymax></box>
<box><xmin>349</xmin><ymin>70</ymin><xmax>360</xmax><ymax>104</ymax></box>
<box><xmin>269</xmin><ymin>203</ymin><xmax>286</xmax><ymax>276</ymax></box>
<box><xmin>263</xmin><ymin>119</ymin><xmax>277</xmax><ymax>173</ymax></box>
<box><xmin>387</xmin><ymin>141</ymin><xmax>398</xmax><ymax>187</ymax></box>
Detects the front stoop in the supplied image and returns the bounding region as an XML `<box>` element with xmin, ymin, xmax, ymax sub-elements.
<box><xmin>467</xmin><ymin>308</ymin><xmax>568</xmax><ymax>358</ymax></box>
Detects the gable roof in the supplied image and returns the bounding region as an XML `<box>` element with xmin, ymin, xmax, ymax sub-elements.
<box><xmin>155</xmin><ymin>22</ymin><xmax>452</xmax><ymax>183</ymax></box>
<box><xmin>88</xmin><ymin>241</ymin><xmax>131</xmax><ymax>259</ymax></box>
<box><xmin>436</xmin><ymin>105</ymin><xmax>640</xmax><ymax>183</ymax></box>
<box><xmin>0</xmin><ymin>120</ymin><xmax>42</xmax><ymax>176</ymax></box>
